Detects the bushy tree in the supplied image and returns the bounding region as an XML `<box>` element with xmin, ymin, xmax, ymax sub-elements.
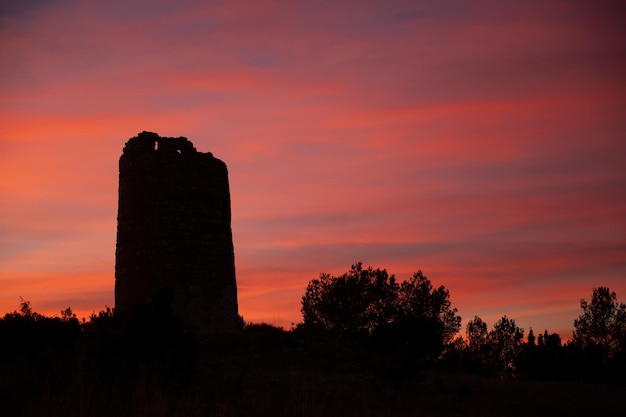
<box><xmin>573</xmin><ymin>286</ymin><xmax>626</xmax><ymax>359</ymax></box>
<box><xmin>301</xmin><ymin>263</ymin><xmax>461</xmax><ymax>357</ymax></box>
<box><xmin>0</xmin><ymin>299</ymin><xmax>81</xmax><ymax>356</ymax></box>
<box><xmin>488</xmin><ymin>315</ymin><xmax>524</xmax><ymax>376</ymax></box>
<box><xmin>466</xmin><ymin>315</ymin><xmax>489</xmax><ymax>357</ymax></box>
<box><xmin>396</xmin><ymin>271</ymin><xmax>462</xmax><ymax>345</ymax></box>
<box><xmin>301</xmin><ymin>262</ymin><xmax>398</xmax><ymax>335</ymax></box>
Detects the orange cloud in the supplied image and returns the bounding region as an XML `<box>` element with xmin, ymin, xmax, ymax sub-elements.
<box><xmin>1</xmin><ymin>0</ymin><xmax>624</xmax><ymax>338</ymax></box>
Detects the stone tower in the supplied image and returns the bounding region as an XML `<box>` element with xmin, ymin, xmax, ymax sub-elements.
<box><xmin>115</xmin><ymin>131</ymin><xmax>239</xmax><ymax>334</ymax></box>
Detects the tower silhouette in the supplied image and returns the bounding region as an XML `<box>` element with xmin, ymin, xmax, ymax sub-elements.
<box><xmin>115</xmin><ymin>131</ymin><xmax>239</xmax><ymax>334</ymax></box>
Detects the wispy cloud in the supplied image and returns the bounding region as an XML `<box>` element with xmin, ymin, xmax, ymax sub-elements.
<box><xmin>0</xmin><ymin>0</ymin><xmax>624</xmax><ymax>336</ymax></box>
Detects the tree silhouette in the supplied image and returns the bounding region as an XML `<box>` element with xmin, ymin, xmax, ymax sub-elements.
<box><xmin>466</xmin><ymin>316</ymin><xmax>489</xmax><ymax>357</ymax></box>
<box><xmin>527</xmin><ymin>328</ymin><xmax>536</xmax><ymax>346</ymax></box>
<box><xmin>301</xmin><ymin>262</ymin><xmax>398</xmax><ymax>335</ymax></box>
<box><xmin>573</xmin><ymin>286</ymin><xmax>626</xmax><ymax>360</ymax></box>
<box><xmin>395</xmin><ymin>271</ymin><xmax>461</xmax><ymax>345</ymax></box>
<box><xmin>517</xmin><ymin>328</ymin><xmax>563</xmax><ymax>381</ymax></box>
<box><xmin>456</xmin><ymin>315</ymin><xmax>491</xmax><ymax>374</ymax></box>
<box><xmin>488</xmin><ymin>315</ymin><xmax>524</xmax><ymax>376</ymax></box>
<box><xmin>301</xmin><ymin>263</ymin><xmax>461</xmax><ymax>358</ymax></box>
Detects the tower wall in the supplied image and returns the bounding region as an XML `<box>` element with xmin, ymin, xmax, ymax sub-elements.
<box><xmin>115</xmin><ymin>131</ymin><xmax>239</xmax><ymax>334</ymax></box>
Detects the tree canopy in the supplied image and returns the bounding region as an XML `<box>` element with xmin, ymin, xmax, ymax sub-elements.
<box><xmin>573</xmin><ymin>286</ymin><xmax>626</xmax><ymax>359</ymax></box>
<box><xmin>301</xmin><ymin>262</ymin><xmax>398</xmax><ymax>334</ymax></box>
<box><xmin>301</xmin><ymin>262</ymin><xmax>461</xmax><ymax>355</ymax></box>
<box><xmin>466</xmin><ymin>315</ymin><xmax>489</xmax><ymax>357</ymax></box>
<box><xmin>488</xmin><ymin>315</ymin><xmax>524</xmax><ymax>376</ymax></box>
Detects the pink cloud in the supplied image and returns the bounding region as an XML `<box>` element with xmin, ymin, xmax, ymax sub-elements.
<box><xmin>0</xmin><ymin>0</ymin><xmax>624</xmax><ymax>336</ymax></box>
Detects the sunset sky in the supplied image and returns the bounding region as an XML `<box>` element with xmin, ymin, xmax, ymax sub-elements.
<box><xmin>1</xmin><ymin>0</ymin><xmax>624</xmax><ymax>338</ymax></box>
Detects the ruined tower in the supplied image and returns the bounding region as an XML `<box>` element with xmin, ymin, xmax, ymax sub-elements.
<box><xmin>115</xmin><ymin>131</ymin><xmax>239</xmax><ymax>334</ymax></box>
